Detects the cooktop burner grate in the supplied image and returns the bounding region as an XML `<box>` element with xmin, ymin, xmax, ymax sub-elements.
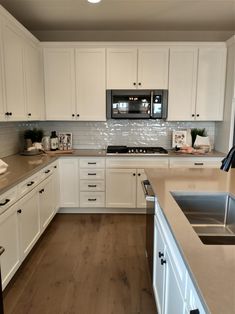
<box><xmin>106</xmin><ymin>145</ymin><xmax>168</xmax><ymax>155</ymax></box>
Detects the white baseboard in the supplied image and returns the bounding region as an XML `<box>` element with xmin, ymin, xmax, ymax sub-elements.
<box><xmin>58</xmin><ymin>207</ymin><xmax>146</xmax><ymax>214</ymax></box>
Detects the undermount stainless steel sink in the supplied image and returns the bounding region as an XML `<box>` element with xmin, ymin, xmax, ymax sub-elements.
<box><xmin>171</xmin><ymin>192</ymin><xmax>235</xmax><ymax>245</ymax></box>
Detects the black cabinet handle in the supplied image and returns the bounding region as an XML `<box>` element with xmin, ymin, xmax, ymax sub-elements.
<box><xmin>88</xmin><ymin>173</ymin><xmax>97</xmax><ymax>176</ymax></box>
<box><xmin>0</xmin><ymin>199</ymin><xmax>10</xmax><ymax>206</ymax></box>
<box><xmin>39</xmin><ymin>189</ymin><xmax>44</xmax><ymax>194</ymax></box>
<box><xmin>88</xmin><ymin>184</ymin><xmax>97</xmax><ymax>188</ymax></box>
<box><xmin>88</xmin><ymin>198</ymin><xmax>97</xmax><ymax>201</ymax></box>
<box><xmin>133</xmin><ymin>173</ymin><xmax>136</xmax><ymax>176</ymax></box>
<box><xmin>27</xmin><ymin>181</ymin><xmax>34</xmax><ymax>187</ymax></box>
<box><xmin>5</xmin><ymin>112</ymin><xmax>9</xmax><ymax>116</ymax></box>
<box><xmin>194</xmin><ymin>163</ymin><xmax>204</xmax><ymax>166</ymax></box>
<box><xmin>161</xmin><ymin>259</ymin><xmax>166</xmax><ymax>265</ymax></box>
<box><xmin>88</xmin><ymin>162</ymin><xmax>96</xmax><ymax>165</ymax></box>
<box><xmin>45</xmin><ymin>170</ymin><xmax>50</xmax><ymax>174</ymax></box>
<box><xmin>0</xmin><ymin>247</ymin><xmax>5</xmax><ymax>256</ymax></box>
<box><xmin>17</xmin><ymin>209</ymin><xmax>22</xmax><ymax>214</ymax></box>
<box><xmin>158</xmin><ymin>252</ymin><xmax>164</xmax><ymax>258</ymax></box>
<box><xmin>190</xmin><ymin>310</ymin><xmax>200</xmax><ymax>314</ymax></box>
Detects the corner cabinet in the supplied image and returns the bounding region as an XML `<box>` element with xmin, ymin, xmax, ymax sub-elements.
<box><xmin>106</xmin><ymin>47</ymin><xmax>169</xmax><ymax>89</ymax></box>
<box><xmin>167</xmin><ymin>45</ymin><xmax>226</xmax><ymax>121</ymax></box>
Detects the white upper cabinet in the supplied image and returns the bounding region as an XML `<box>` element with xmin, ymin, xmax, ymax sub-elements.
<box><xmin>44</xmin><ymin>48</ymin><xmax>76</xmax><ymax>120</ymax></box>
<box><xmin>168</xmin><ymin>45</ymin><xmax>226</xmax><ymax>121</ymax></box>
<box><xmin>75</xmin><ymin>48</ymin><xmax>106</xmax><ymax>121</ymax></box>
<box><xmin>196</xmin><ymin>47</ymin><xmax>226</xmax><ymax>121</ymax></box>
<box><xmin>106</xmin><ymin>47</ymin><xmax>169</xmax><ymax>89</ymax></box>
<box><xmin>106</xmin><ymin>48</ymin><xmax>137</xmax><ymax>89</ymax></box>
<box><xmin>168</xmin><ymin>47</ymin><xmax>198</xmax><ymax>121</ymax></box>
<box><xmin>24</xmin><ymin>42</ymin><xmax>44</xmax><ymax>120</ymax></box>
<box><xmin>2</xmin><ymin>21</ymin><xmax>26</xmax><ymax>120</ymax></box>
<box><xmin>138</xmin><ymin>47</ymin><xmax>169</xmax><ymax>89</ymax></box>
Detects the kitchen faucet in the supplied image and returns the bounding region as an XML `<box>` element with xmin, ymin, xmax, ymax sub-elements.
<box><xmin>220</xmin><ymin>146</ymin><xmax>235</xmax><ymax>171</ymax></box>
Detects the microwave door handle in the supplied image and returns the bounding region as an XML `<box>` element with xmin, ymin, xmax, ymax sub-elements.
<box><xmin>150</xmin><ymin>91</ymin><xmax>154</xmax><ymax>117</ymax></box>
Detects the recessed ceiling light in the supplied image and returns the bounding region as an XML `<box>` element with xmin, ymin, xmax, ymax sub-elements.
<box><xmin>87</xmin><ymin>0</ymin><xmax>102</xmax><ymax>3</ymax></box>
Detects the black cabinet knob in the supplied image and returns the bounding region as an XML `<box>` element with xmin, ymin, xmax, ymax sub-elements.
<box><xmin>192</xmin><ymin>114</ymin><xmax>195</xmax><ymax>117</ymax></box>
<box><xmin>39</xmin><ymin>189</ymin><xmax>44</xmax><ymax>194</ymax></box>
<box><xmin>17</xmin><ymin>209</ymin><xmax>22</xmax><ymax>214</ymax></box>
<box><xmin>190</xmin><ymin>310</ymin><xmax>200</xmax><ymax>314</ymax></box>
<box><xmin>138</xmin><ymin>82</ymin><xmax>141</xmax><ymax>86</ymax></box>
<box><xmin>54</xmin><ymin>166</ymin><xmax>57</xmax><ymax>169</ymax></box>
<box><xmin>133</xmin><ymin>82</ymin><xmax>136</xmax><ymax>86</ymax></box>
<box><xmin>9</xmin><ymin>112</ymin><xmax>12</xmax><ymax>116</ymax></box>
<box><xmin>161</xmin><ymin>259</ymin><xmax>166</xmax><ymax>265</ymax></box>
<box><xmin>28</xmin><ymin>113</ymin><xmax>31</xmax><ymax>116</ymax></box>
<box><xmin>138</xmin><ymin>173</ymin><xmax>141</xmax><ymax>176</ymax></box>
<box><xmin>72</xmin><ymin>114</ymin><xmax>75</xmax><ymax>117</ymax></box>
<box><xmin>5</xmin><ymin>112</ymin><xmax>9</xmax><ymax>116</ymax></box>
<box><xmin>196</xmin><ymin>114</ymin><xmax>200</xmax><ymax>117</ymax></box>
<box><xmin>133</xmin><ymin>173</ymin><xmax>136</xmax><ymax>176</ymax></box>
<box><xmin>158</xmin><ymin>252</ymin><xmax>164</xmax><ymax>258</ymax></box>
<box><xmin>77</xmin><ymin>114</ymin><xmax>80</xmax><ymax>117</ymax></box>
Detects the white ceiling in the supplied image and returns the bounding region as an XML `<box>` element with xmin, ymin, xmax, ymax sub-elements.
<box><xmin>0</xmin><ymin>0</ymin><xmax>234</xmax><ymax>32</ymax></box>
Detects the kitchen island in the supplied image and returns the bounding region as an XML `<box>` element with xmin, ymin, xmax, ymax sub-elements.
<box><xmin>145</xmin><ymin>167</ymin><xmax>235</xmax><ymax>314</ymax></box>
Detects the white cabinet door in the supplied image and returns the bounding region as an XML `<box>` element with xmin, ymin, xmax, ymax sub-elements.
<box><xmin>0</xmin><ymin>203</ymin><xmax>20</xmax><ymax>289</ymax></box>
<box><xmin>196</xmin><ymin>47</ymin><xmax>226</xmax><ymax>121</ymax></box>
<box><xmin>25</xmin><ymin>42</ymin><xmax>44</xmax><ymax>120</ymax></box>
<box><xmin>0</xmin><ymin>25</ymin><xmax>6</xmax><ymax>121</ymax></box>
<box><xmin>38</xmin><ymin>176</ymin><xmax>54</xmax><ymax>230</ymax></box>
<box><xmin>51</xmin><ymin>163</ymin><xmax>60</xmax><ymax>212</ymax></box>
<box><xmin>75</xmin><ymin>48</ymin><xmax>106</xmax><ymax>121</ymax></box>
<box><xmin>106</xmin><ymin>48</ymin><xmax>138</xmax><ymax>89</ymax></box>
<box><xmin>136</xmin><ymin>169</ymin><xmax>147</xmax><ymax>209</ymax></box>
<box><xmin>153</xmin><ymin>216</ymin><xmax>166</xmax><ymax>314</ymax></box>
<box><xmin>164</xmin><ymin>251</ymin><xmax>186</xmax><ymax>314</ymax></box>
<box><xmin>106</xmin><ymin>169</ymin><xmax>136</xmax><ymax>208</ymax></box>
<box><xmin>44</xmin><ymin>48</ymin><xmax>76</xmax><ymax>120</ymax></box>
<box><xmin>2</xmin><ymin>21</ymin><xmax>26</xmax><ymax>121</ymax></box>
<box><xmin>59</xmin><ymin>158</ymin><xmax>79</xmax><ymax>207</ymax></box>
<box><xmin>168</xmin><ymin>47</ymin><xmax>198</xmax><ymax>121</ymax></box>
<box><xmin>138</xmin><ymin>47</ymin><xmax>169</xmax><ymax>89</ymax></box>
<box><xmin>17</xmin><ymin>189</ymin><xmax>40</xmax><ymax>260</ymax></box>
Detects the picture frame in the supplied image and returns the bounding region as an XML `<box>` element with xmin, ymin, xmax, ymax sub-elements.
<box><xmin>58</xmin><ymin>132</ymin><xmax>73</xmax><ymax>151</ymax></box>
<box><xmin>172</xmin><ymin>130</ymin><xmax>187</xmax><ymax>148</ymax></box>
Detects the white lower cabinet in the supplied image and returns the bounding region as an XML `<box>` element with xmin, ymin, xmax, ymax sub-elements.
<box><xmin>154</xmin><ymin>211</ymin><xmax>206</xmax><ymax>314</ymax></box>
<box><xmin>38</xmin><ymin>176</ymin><xmax>54</xmax><ymax>230</ymax></box>
<box><xmin>136</xmin><ymin>169</ymin><xmax>147</xmax><ymax>208</ymax></box>
<box><xmin>106</xmin><ymin>169</ymin><xmax>136</xmax><ymax>208</ymax></box>
<box><xmin>59</xmin><ymin>158</ymin><xmax>79</xmax><ymax>207</ymax></box>
<box><xmin>17</xmin><ymin>189</ymin><xmax>40</xmax><ymax>261</ymax></box>
<box><xmin>0</xmin><ymin>203</ymin><xmax>20</xmax><ymax>289</ymax></box>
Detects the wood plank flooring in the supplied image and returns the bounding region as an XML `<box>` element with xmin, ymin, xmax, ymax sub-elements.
<box><xmin>3</xmin><ymin>214</ymin><xmax>157</xmax><ymax>314</ymax></box>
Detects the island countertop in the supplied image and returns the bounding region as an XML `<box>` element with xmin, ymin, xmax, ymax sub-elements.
<box><xmin>145</xmin><ymin>167</ymin><xmax>235</xmax><ymax>314</ymax></box>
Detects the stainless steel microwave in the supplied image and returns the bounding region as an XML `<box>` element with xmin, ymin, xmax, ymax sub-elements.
<box><xmin>106</xmin><ymin>89</ymin><xmax>168</xmax><ymax>119</ymax></box>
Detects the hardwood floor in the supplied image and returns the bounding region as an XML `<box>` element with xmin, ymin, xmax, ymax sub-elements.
<box><xmin>3</xmin><ymin>214</ymin><xmax>157</xmax><ymax>314</ymax></box>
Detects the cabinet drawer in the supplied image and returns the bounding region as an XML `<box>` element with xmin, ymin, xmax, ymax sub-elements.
<box><xmin>0</xmin><ymin>186</ymin><xmax>18</xmax><ymax>215</ymax></box>
<box><xmin>80</xmin><ymin>169</ymin><xmax>105</xmax><ymax>180</ymax></box>
<box><xmin>106</xmin><ymin>157</ymin><xmax>169</xmax><ymax>169</ymax></box>
<box><xmin>80</xmin><ymin>158</ymin><xmax>105</xmax><ymax>169</ymax></box>
<box><xmin>18</xmin><ymin>172</ymin><xmax>43</xmax><ymax>198</ymax></box>
<box><xmin>80</xmin><ymin>180</ymin><xmax>105</xmax><ymax>192</ymax></box>
<box><xmin>80</xmin><ymin>192</ymin><xmax>105</xmax><ymax>207</ymax></box>
<box><xmin>169</xmin><ymin>158</ymin><xmax>222</xmax><ymax>168</ymax></box>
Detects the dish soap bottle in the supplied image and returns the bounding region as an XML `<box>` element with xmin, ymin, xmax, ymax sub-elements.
<box><xmin>50</xmin><ymin>131</ymin><xmax>58</xmax><ymax>151</ymax></box>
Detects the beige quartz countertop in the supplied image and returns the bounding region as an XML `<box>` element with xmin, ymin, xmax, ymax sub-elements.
<box><xmin>145</xmin><ymin>167</ymin><xmax>235</xmax><ymax>314</ymax></box>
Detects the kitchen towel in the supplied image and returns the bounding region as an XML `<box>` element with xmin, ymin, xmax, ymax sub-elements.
<box><xmin>0</xmin><ymin>159</ymin><xmax>8</xmax><ymax>174</ymax></box>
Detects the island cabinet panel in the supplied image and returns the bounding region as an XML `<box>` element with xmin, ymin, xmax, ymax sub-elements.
<box><xmin>154</xmin><ymin>206</ymin><xmax>207</xmax><ymax>314</ymax></box>
<box><xmin>59</xmin><ymin>158</ymin><xmax>79</xmax><ymax>207</ymax></box>
<box><xmin>0</xmin><ymin>203</ymin><xmax>20</xmax><ymax>289</ymax></box>
<box><xmin>44</xmin><ymin>48</ymin><xmax>76</xmax><ymax>120</ymax></box>
<box><xmin>2</xmin><ymin>21</ymin><xmax>26</xmax><ymax>121</ymax></box>
<box><xmin>75</xmin><ymin>48</ymin><xmax>106</xmax><ymax>121</ymax></box>
<box><xmin>17</xmin><ymin>188</ymin><xmax>40</xmax><ymax>261</ymax></box>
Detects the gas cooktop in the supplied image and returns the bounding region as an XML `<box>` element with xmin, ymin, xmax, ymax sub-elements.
<box><xmin>106</xmin><ymin>145</ymin><xmax>168</xmax><ymax>155</ymax></box>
